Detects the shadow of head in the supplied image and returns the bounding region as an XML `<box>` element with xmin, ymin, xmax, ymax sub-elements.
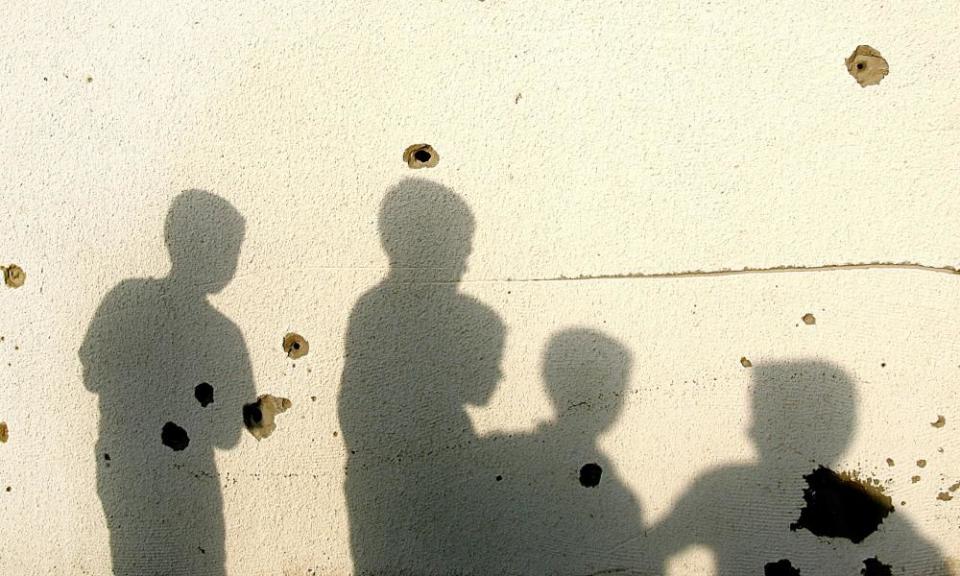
<box><xmin>378</xmin><ymin>178</ymin><xmax>475</xmax><ymax>280</ymax></box>
<box><xmin>749</xmin><ymin>361</ymin><xmax>858</xmax><ymax>467</ymax></box>
<box><xmin>165</xmin><ymin>190</ymin><xmax>246</xmax><ymax>293</ymax></box>
<box><xmin>542</xmin><ymin>328</ymin><xmax>632</xmax><ymax>434</ymax></box>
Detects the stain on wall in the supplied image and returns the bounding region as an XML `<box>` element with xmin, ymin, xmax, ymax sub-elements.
<box><xmin>790</xmin><ymin>466</ymin><xmax>894</xmax><ymax>543</ymax></box>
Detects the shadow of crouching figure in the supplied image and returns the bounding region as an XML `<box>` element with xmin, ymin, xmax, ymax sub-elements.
<box><xmin>473</xmin><ymin>329</ymin><xmax>646</xmax><ymax>576</ymax></box>
<box><xmin>338</xmin><ymin>178</ymin><xmax>507</xmax><ymax>575</ymax></box>
<box><xmin>645</xmin><ymin>361</ymin><xmax>947</xmax><ymax>575</ymax></box>
<box><xmin>80</xmin><ymin>190</ymin><xmax>255</xmax><ymax>576</ymax></box>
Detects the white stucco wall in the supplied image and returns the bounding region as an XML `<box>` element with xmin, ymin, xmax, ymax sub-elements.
<box><xmin>1</xmin><ymin>2</ymin><xmax>959</xmax><ymax>574</ymax></box>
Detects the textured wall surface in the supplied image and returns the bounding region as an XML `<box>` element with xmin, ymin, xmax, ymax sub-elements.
<box><xmin>1</xmin><ymin>2</ymin><xmax>959</xmax><ymax>574</ymax></box>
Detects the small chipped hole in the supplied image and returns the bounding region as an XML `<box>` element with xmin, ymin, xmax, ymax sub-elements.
<box><xmin>414</xmin><ymin>150</ymin><xmax>431</xmax><ymax>162</ymax></box>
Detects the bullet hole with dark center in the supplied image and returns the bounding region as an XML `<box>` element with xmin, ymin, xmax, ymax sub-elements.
<box><xmin>283</xmin><ymin>332</ymin><xmax>309</xmax><ymax>359</ymax></box>
<box><xmin>403</xmin><ymin>143</ymin><xmax>439</xmax><ymax>168</ymax></box>
<box><xmin>764</xmin><ymin>559</ymin><xmax>801</xmax><ymax>576</ymax></box>
<box><xmin>861</xmin><ymin>557</ymin><xmax>893</xmax><ymax>576</ymax></box>
<box><xmin>5</xmin><ymin>486</ymin><xmax>10</xmax><ymax>492</ymax></box>
<box><xmin>857</xmin><ymin>62</ymin><xmax>865</xmax><ymax>70</ymax></box>
<box><xmin>790</xmin><ymin>466</ymin><xmax>893</xmax><ymax>543</ymax></box>
<box><xmin>104</xmin><ymin>453</ymin><xmax>111</xmax><ymax>461</ymax></box>
<box><xmin>161</xmin><ymin>422</ymin><xmax>190</xmax><ymax>451</ymax></box>
<box><xmin>579</xmin><ymin>463</ymin><xmax>602</xmax><ymax>487</ymax></box>
<box><xmin>194</xmin><ymin>382</ymin><xmax>214</xmax><ymax>407</ymax></box>
<box><xmin>199</xmin><ymin>547</ymin><xmax>206</xmax><ymax>555</ymax></box>
<box><xmin>243</xmin><ymin>394</ymin><xmax>292</xmax><ymax>440</ymax></box>
<box><xmin>496</xmin><ymin>475</ymin><xmax>503</xmax><ymax>482</ymax></box>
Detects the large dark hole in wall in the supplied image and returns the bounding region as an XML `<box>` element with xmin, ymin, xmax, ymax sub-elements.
<box><xmin>764</xmin><ymin>559</ymin><xmax>801</xmax><ymax>576</ymax></box>
<box><xmin>790</xmin><ymin>466</ymin><xmax>893</xmax><ymax>543</ymax></box>
<box><xmin>161</xmin><ymin>422</ymin><xmax>190</xmax><ymax>451</ymax></box>
<box><xmin>579</xmin><ymin>463</ymin><xmax>602</xmax><ymax>487</ymax></box>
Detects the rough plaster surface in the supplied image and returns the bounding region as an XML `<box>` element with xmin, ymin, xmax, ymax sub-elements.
<box><xmin>1</xmin><ymin>1</ymin><xmax>959</xmax><ymax>574</ymax></box>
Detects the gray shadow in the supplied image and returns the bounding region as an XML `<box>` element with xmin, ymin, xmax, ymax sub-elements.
<box><xmin>646</xmin><ymin>360</ymin><xmax>947</xmax><ymax>575</ymax></box>
<box><xmin>338</xmin><ymin>178</ymin><xmax>507</xmax><ymax>575</ymax></box>
<box><xmin>80</xmin><ymin>190</ymin><xmax>255</xmax><ymax>576</ymax></box>
<box><xmin>472</xmin><ymin>328</ymin><xmax>647</xmax><ymax>575</ymax></box>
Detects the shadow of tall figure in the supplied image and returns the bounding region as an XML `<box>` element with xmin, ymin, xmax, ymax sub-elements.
<box><xmin>473</xmin><ymin>328</ymin><xmax>646</xmax><ymax>575</ymax></box>
<box><xmin>646</xmin><ymin>361</ymin><xmax>946</xmax><ymax>575</ymax></box>
<box><xmin>80</xmin><ymin>190</ymin><xmax>254</xmax><ymax>576</ymax></box>
<box><xmin>338</xmin><ymin>178</ymin><xmax>507</xmax><ymax>575</ymax></box>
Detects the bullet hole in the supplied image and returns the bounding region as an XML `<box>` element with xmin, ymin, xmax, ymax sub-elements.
<box><xmin>198</xmin><ymin>547</ymin><xmax>206</xmax><ymax>554</ymax></box>
<box><xmin>740</xmin><ymin>356</ymin><xmax>753</xmax><ymax>368</ymax></box>
<box><xmin>911</xmin><ymin>475</ymin><xmax>921</xmax><ymax>483</ymax></box>
<box><xmin>283</xmin><ymin>333</ymin><xmax>309</xmax><ymax>359</ymax></box>
<box><xmin>861</xmin><ymin>557</ymin><xmax>893</xmax><ymax>576</ymax></box>
<box><xmin>4</xmin><ymin>486</ymin><xmax>9</xmax><ymax>492</ymax></box>
<box><xmin>85</xmin><ymin>76</ymin><xmax>93</xmax><ymax>83</ymax></box>
<box><xmin>333</xmin><ymin>431</ymin><xmax>338</xmax><ymax>437</ymax></box>
<box><xmin>950</xmin><ymin>482</ymin><xmax>960</xmax><ymax>492</ymax></box>
<box><xmin>496</xmin><ymin>475</ymin><xmax>503</xmax><ymax>482</ymax></box>
<box><xmin>885</xmin><ymin>458</ymin><xmax>894</xmax><ymax>467</ymax></box>
<box><xmin>103</xmin><ymin>453</ymin><xmax>111</xmax><ymax>461</ymax></box>
<box><xmin>0</xmin><ymin>422</ymin><xmax>6</xmax><ymax>443</ymax></box>
<box><xmin>802</xmin><ymin>313</ymin><xmax>816</xmax><ymax>325</ymax></box>
<box><xmin>2</xmin><ymin>265</ymin><xmax>25</xmax><ymax>288</ymax></box>
<box><xmin>579</xmin><ymin>463</ymin><xmax>602</xmax><ymax>487</ymax></box>
<box><xmin>790</xmin><ymin>466</ymin><xmax>893</xmax><ymax>543</ymax></box>
<box><xmin>403</xmin><ymin>144</ymin><xmax>439</xmax><ymax>169</ymax></box>
<box><xmin>937</xmin><ymin>492</ymin><xmax>953</xmax><ymax>502</ymax></box>
<box><xmin>917</xmin><ymin>459</ymin><xmax>927</xmax><ymax>468</ymax></box>
<box><xmin>880</xmin><ymin>362</ymin><xmax>886</xmax><ymax>368</ymax></box>
<box><xmin>194</xmin><ymin>382</ymin><xmax>214</xmax><ymax>407</ymax></box>
<box><xmin>311</xmin><ymin>396</ymin><xmax>317</xmax><ymax>402</ymax></box>
<box><xmin>243</xmin><ymin>394</ymin><xmax>292</xmax><ymax>440</ymax></box>
<box><xmin>845</xmin><ymin>45</ymin><xmax>889</xmax><ymax>87</ymax></box>
<box><xmin>161</xmin><ymin>422</ymin><xmax>190</xmax><ymax>451</ymax></box>
<box><xmin>931</xmin><ymin>415</ymin><xmax>946</xmax><ymax>428</ymax></box>
<box><xmin>764</xmin><ymin>559</ymin><xmax>801</xmax><ymax>576</ymax></box>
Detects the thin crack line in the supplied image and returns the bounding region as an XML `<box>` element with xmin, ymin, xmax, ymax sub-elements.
<box><xmin>494</xmin><ymin>261</ymin><xmax>960</xmax><ymax>283</ymax></box>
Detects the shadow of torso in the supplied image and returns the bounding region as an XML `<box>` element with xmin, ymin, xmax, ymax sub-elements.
<box><xmin>338</xmin><ymin>280</ymin><xmax>505</xmax><ymax>575</ymax></box>
<box><xmin>81</xmin><ymin>278</ymin><xmax>254</xmax><ymax>576</ymax></box>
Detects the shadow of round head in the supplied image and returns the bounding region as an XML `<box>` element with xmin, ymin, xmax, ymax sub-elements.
<box><xmin>542</xmin><ymin>329</ymin><xmax>632</xmax><ymax>432</ymax></box>
<box><xmin>378</xmin><ymin>178</ymin><xmax>475</xmax><ymax>279</ymax></box>
<box><xmin>749</xmin><ymin>361</ymin><xmax>858</xmax><ymax>467</ymax></box>
<box><xmin>164</xmin><ymin>190</ymin><xmax>246</xmax><ymax>293</ymax></box>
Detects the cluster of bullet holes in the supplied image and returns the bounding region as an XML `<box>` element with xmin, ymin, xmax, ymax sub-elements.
<box><xmin>283</xmin><ymin>332</ymin><xmax>309</xmax><ymax>359</ymax></box>
<box><xmin>161</xmin><ymin>422</ymin><xmax>190</xmax><ymax>451</ymax></box>
<box><xmin>403</xmin><ymin>144</ymin><xmax>439</xmax><ymax>169</ymax></box>
<box><xmin>579</xmin><ymin>463</ymin><xmax>602</xmax><ymax>487</ymax></box>
<box><xmin>846</xmin><ymin>45</ymin><xmax>889</xmax><ymax>87</ymax></box>
<box><xmin>243</xmin><ymin>394</ymin><xmax>292</xmax><ymax>440</ymax></box>
<box><xmin>2</xmin><ymin>264</ymin><xmax>25</xmax><ymax>288</ymax></box>
<box><xmin>790</xmin><ymin>466</ymin><xmax>893</xmax><ymax>543</ymax></box>
<box><xmin>194</xmin><ymin>382</ymin><xmax>215</xmax><ymax>407</ymax></box>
